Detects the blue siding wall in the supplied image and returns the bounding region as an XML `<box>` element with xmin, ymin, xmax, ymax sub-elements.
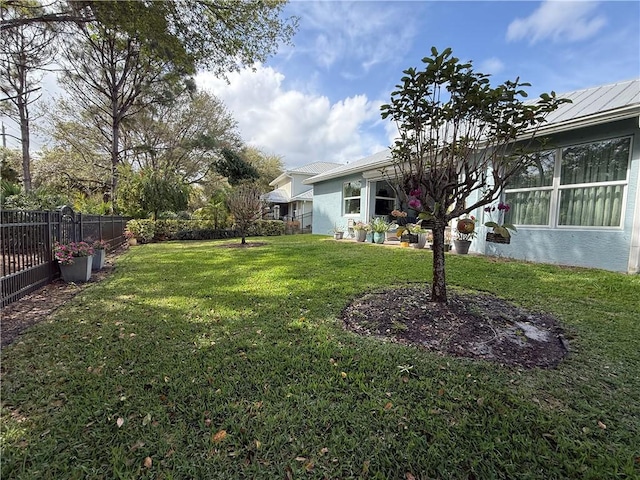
<box><xmin>479</xmin><ymin>119</ymin><xmax>640</xmax><ymax>272</ymax></box>
<box><xmin>312</xmin><ymin>174</ymin><xmax>366</xmax><ymax>235</ymax></box>
<box><xmin>310</xmin><ymin>119</ymin><xmax>639</xmax><ymax>272</ymax></box>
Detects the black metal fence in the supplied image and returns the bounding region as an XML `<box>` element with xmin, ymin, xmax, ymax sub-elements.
<box><xmin>282</xmin><ymin>212</ymin><xmax>313</xmax><ymax>234</ymax></box>
<box><xmin>1</xmin><ymin>207</ymin><xmax>129</xmax><ymax>308</ymax></box>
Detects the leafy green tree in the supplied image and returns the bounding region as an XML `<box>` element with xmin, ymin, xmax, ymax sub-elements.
<box><xmin>243</xmin><ymin>146</ymin><xmax>284</xmax><ymax>193</ymax></box>
<box><xmin>2</xmin><ymin>1</ymin><xmax>298</xmax><ymax>78</ymax></box>
<box><xmin>227</xmin><ymin>183</ymin><xmax>262</xmax><ymax>244</ymax></box>
<box><xmin>116</xmin><ymin>166</ymin><xmax>190</xmax><ymax>220</ymax></box>
<box><xmin>380</xmin><ymin>47</ymin><xmax>569</xmax><ymax>303</ymax></box>
<box><xmin>216</xmin><ymin>147</ymin><xmax>259</xmax><ymax>186</ymax></box>
<box><xmin>127</xmin><ymin>90</ymin><xmax>242</xmax><ymax>186</ymax></box>
<box><xmin>192</xmin><ymin>189</ymin><xmax>231</xmax><ymax>229</ymax></box>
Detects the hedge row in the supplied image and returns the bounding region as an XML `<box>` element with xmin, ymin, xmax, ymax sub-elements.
<box><xmin>126</xmin><ymin>219</ymin><xmax>285</xmax><ymax>243</ymax></box>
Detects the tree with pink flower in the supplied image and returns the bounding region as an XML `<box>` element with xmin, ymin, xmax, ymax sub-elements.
<box><xmin>380</xmin><ymin>47</ymin><xmax>569</xmax><ymax>302</ymax></box>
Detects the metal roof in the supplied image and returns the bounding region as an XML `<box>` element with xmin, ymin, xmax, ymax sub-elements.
<box><xmin>303</xmin><ymin>150</ymin><xmax>391</xmax><ymax>185</ymax></box>
<box><xmin>269</xmin><ymin>161</ymin><xmax>342</xmax><ymax>187</ymax></box>
<box><xmin>261</xmin><ymin>188</ymin><xmax>290</xmax><ymax>203</ymax></box>
<box><xmin>536</xmin><ymin>78</ymin><xmax>639</xmax><ymax>134</ymax></box>
<box><xmin>304</xmin><ymin>78</ymin><xmax>640</xmax><ymax>184</ymax></box>
<box><xmin>291</xmin><ymin>189</ymin><xmax>314</xmax><ymax>201</ymax></box>
<box><xmin>290</xmin><ymin>161</ymin><xmax>343</xmax><ymax>175</ymax></box>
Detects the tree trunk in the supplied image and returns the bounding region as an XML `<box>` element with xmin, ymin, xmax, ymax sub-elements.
<box><xmin>110</xmin><ymin>103</ymin><xmax>120</xmax><ymax>212</ymax></box>
<box><xmin>241</xmin><ymin>234</ymin><xmax>246</xmax><ymax>245</ymax></box>
<box><xmin>17</xmin><ymin>93</ymin><xmax>31</xmax><ymax>192</ymax></box>
<box><xmin>430</xmin><ymin>220</ymin><xmax>447</xmax><ymax>303</ymax></box>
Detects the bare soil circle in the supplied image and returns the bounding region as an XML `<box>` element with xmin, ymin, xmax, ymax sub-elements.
<box><xmin>341</xmin><ymin>284</ymin><xmax>568</xmax><ymax>369</ymax></box>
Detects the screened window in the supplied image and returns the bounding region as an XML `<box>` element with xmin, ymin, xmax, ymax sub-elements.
<box><xmin>504</xmin><ymin>137</ymin><xmax>631</xmax><ymax>228</ymax></box>
<box><xmin>343</xmin><ymin>180</ymin><xmax>362</xmax><ymax>215</ymax></box>
<box><xmin>374</xmin><ymin>181</ymin><xmax>396</xmax><ymax>216</ymax></box>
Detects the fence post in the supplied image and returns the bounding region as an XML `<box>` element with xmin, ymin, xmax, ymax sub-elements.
<box><xmin>78</xmin><ymin>211</ymin><xmax>83</xmax><ymax>242</ymax></box>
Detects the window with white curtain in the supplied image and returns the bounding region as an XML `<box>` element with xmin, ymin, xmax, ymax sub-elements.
<box><xmin>505</xmin><ymin>137</ymin><xmax>631</xmax><ymax>228</ymax></box>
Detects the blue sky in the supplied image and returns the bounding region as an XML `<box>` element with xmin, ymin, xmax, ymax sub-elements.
<box><xmin>196</xmin><ymin>0</ymin><xmax>640</xmax><ymax>169</ymax></box>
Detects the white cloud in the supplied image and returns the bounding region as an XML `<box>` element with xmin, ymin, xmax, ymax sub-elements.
<box><xmin>507</xmin><ymin>1</ymin><xmax>606</xmax><ymax>44</ymax></box>
<box><xmin>289</xmin><ymin>1</ymin><xmax>419</xmax><ymax>74</ymax></box>
<box><xmin>477</xmin><ymin>57</ymin><xmax>505</xmax><ymax>76</ymax></box>
<box><xmin>196</xmin><ymin>65</ymin><xmax>384</xmax><ymax>169</ymax></box>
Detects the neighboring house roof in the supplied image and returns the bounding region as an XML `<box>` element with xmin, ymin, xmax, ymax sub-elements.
<box><xmin>269</xmin><ymin>161</ymin><xmax>342</xmax><ymax>186</ymax></box>
<box><xmin>291</xmin><ymin>189</ymin><xmax>313</xmax><ymax>201</ymax></box>
<box><xmin>304</xmin><ymin>78</ymin><xmax>640</xmax><ymax>185</ymax></box>
<box><xmin>261</xmin><ymin>188</ymin><xmax>290</xmax><ymax>203</ymax></box>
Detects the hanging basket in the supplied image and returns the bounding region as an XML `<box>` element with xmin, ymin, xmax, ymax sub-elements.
<box><xmin>486</xmin><ymin>232</ymin><xmax>511</xmax><ymax>244</ymax></box>
<box><xmin>456</xmin><ymin>218</ymin><xmax>475</xmax><ymax>234</ymax></box>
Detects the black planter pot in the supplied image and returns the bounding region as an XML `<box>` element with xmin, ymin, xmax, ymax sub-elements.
<box><xmin>486</xmin><ymin>232</ymin><xmax>510</xmax><ymax>244</ymax></box>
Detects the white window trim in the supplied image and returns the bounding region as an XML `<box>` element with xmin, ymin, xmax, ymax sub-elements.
<box><xmin>343</xmin><ymin>180</ymin><xmax>362</xmax><ymax>217</ymax></box>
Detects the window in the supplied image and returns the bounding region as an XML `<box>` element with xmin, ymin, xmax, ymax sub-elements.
<box><xmin>504</xmin><ymin>137</ymin><xmax>631</xmax><ymax>228</ymax></box>
<box><xmin>374</xmin><ymin>181</ymin><xmax>396</xmax><ymax>216</ymax></box>
<box><xmin>343</xmin><ymin>180</ymin><xmax>362</xmax><ymax>215</ymax></box>
<box><xmin>558</xmin><ymin>138</ymin><xmax>629</xmax><ymax>226</ymax></box>
<box><xmin>505</xmin><ymin>151</ymin><xmax>555</xmax><ymax>226</ymax></box>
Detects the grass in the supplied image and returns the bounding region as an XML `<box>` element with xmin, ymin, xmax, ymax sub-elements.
<box><xmin>1</xmin><ymin>235</ymin><xmax>639</xmax><ymax>479</ymax></box>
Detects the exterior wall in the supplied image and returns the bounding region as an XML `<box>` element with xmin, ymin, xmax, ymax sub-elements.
<box><xmin>290</xmin><ymin>174</ymin><xmax>308</xmax><ymax>197</ymax></box>
<box><xmin>312</xmin><ymin>173</ymin><xmax>366</xmax><ymax>235</ymax></box>
<box><xmin>478</xmin><ymin>118</ymin><xmax>640</xmax><ymax>273</ymax></box>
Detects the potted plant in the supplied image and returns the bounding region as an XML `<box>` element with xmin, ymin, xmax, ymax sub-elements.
<box><xmin>124</xmin><ymin>229</ymin><xmax>137</xmax><ymax>246</ymax></box>
<box><xmin>484</xmin><ymin>202</ymin><xmax>517</xmax><ymax>244</ymax></box>
<box><xmin>352</xmin><ymin>221</ymin><xmax>369</xmax><ymax>242</ymax></box>
<box><xmin>329</xmin><ymin>223</ymin><xmax>345</xmax><ymax>240</ymax></box>
<box><xmin>453</xmin><ymin>215</ymin><xmax>476</xmax><ymax>254</ymax></box>
<box><xmin>369</xmin><ymin>217</ymin><xmax>392</xmax><ymax>244</ymax></box>
<box><xmin>408</xmin><ymin>223</ymin><xmax>429</xmax><ymax>249</ymax></box>
<box><xmin>54</xmin><ymin>241</ymin><xmax>94</xmax><ymax>283</ymax></box>
<box><xmin>91</xmin><ymin>240</ymin><xmax>109</xmax><ymax>270</ymax></box>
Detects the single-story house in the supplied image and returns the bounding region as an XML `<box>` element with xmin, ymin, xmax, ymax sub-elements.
<box><xmin>262</xmin><ymin>161</ymin><xmax>341</xmax><ymax>231</ymax></box>
<box><xmin>304</xmin><ymin>79</ymin><xmax>640</xmax><ymax>274</ymax></box>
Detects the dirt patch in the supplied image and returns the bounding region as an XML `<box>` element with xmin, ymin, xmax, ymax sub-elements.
<box><xmin>341</xmin><ymin>285</ymin><xmax>568</xmax><ymax>369</ymax></box>
<box><xmin>1</xmin><ymin>247</ymin><xmax>124</xmax><ymax>350</ymax></box>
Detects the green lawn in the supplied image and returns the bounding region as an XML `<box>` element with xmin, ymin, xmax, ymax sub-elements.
<box><xmin>2</xmin><ymin>235</ymin><xmax>639</xmax><ymax>479</ymax></box>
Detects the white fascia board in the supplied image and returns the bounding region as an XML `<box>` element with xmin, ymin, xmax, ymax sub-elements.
<box><xmin>269</xmin><ymin>172</ymin><xmax>292</xmax><ymax>187</ymax></box>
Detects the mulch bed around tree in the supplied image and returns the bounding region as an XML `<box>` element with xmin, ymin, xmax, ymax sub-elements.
<box><xmin>217</xmin><ymin>242</ymin><xmax>268</xmax><ymax>248</ymax></box>
<box><xmin>341</xmin><ymin>285</ymin><xmax>569</xmax><ymax>369</ymax></box>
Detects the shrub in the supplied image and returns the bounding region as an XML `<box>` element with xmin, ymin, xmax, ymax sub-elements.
<box><xmin>126</xmin><ymin>219</ymin><xmax>156</xmax><ymax>243</ymax></box>
<box><xmin>248</xmin><ymin>220</ymin><xmax>285</xmax><ymax>236</ymax></box>
<box><xmin>173</xmin><ymin>229</ymin><xmax>239</xmax><ymax>241</ymax></box>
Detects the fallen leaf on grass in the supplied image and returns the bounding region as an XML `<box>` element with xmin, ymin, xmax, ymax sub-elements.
<box><xmin>406</xmin><ymin>473</ymin><xmax>416</xmax><ymax>480</ymax></box>
<box><xmin>384</xmin><ymin>402</ymin><xmax>393</xmax><ymax>411</ymax></box>
<box><xmin>116</xmin><ymin>417</ymin><xmax>124</xmax><ymax>428</ymax></box>
<box><xmin>129</xmin><ymin>441</ymin><xmax>145</xmax><ymax>452</ymax></box>
<box><xmin>597</xmin><ymin>420</ymin><xmax>607</xmax><ymax>429</ymax></box>
<box><xmin>142</xmin><ymin>413</ymin><xmax>152</xmax><ymax>426</ymax></box>
<box><xmin>143</xmin><ymin>456</ymin><xmax>152</xmax><ymax>468</ymax></box>
<box><xmin>212</xmin><ymin>430</ymin><xmax>227</xmax><ymax>443</ymax></box>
